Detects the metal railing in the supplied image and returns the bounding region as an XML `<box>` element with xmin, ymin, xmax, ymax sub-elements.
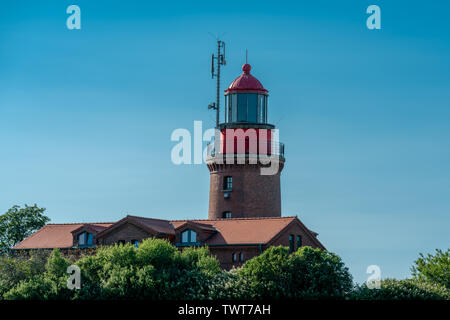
<box><xmin>206</xmin><ymin>140</ymin><xmax>285</xmax><ymax>159</ymax></box>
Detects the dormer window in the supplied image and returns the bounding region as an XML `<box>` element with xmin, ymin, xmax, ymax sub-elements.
<box><xmin>181</xmin><ymin>229</ymin><xmax>197</xmax><ymax>244</ymax></box>
<box><xmin>78</xmin><ymin>232</ymin><xmax>93</xmax><ymax>247</ymax></box>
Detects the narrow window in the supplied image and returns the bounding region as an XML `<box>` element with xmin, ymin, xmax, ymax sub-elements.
<box><xmin>78</xmin><ymin>232</ymin><xmax>86</xmax><ymax>246</ymax></box>
<box><xmin>239</xmin><ymin>252</ymin><xmax>244</xmax><ymax>262</ymax></box>
<box><xmin>289</xmin><ymin>235</ymin><xmax>294</xmax><ymax>253</ymax></box>
<box><xmin>232</xmin><ymin>252</ymin><xmax>237</xmax><ymax>262</ymax></box>
<box><xmin>190</xmin><ymin>230</ymin><xmax>197</xmax><ymax>243</ymax></box>
<box><xmin>87</xmin><ymin>233</ymin><xmax>93</xmax><ymax>246</ymax></box>
<box><xmin>296</xmin><ymin>235</ymin><xmax>302</xmax><ymax>249</ymax></box>
<box><xmin>222</xmin><ymin>211</ymin><xmax>232</xmax><ymax>219</ymax></box>
<box><xmin>181</xmin><ymin>230</ymin><xmax>189</xmax><ymax>243</ymax></box>
<box><xmin>224</xmin><ymin>176</ymin><xmax>232</xmax><ymax>190</ymax></box>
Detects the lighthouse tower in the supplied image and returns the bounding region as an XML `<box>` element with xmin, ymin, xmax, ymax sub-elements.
<box><xmin>206</xmin><ymin>63</ymin><xmax>285</xmax><ymax>219</ymax></box>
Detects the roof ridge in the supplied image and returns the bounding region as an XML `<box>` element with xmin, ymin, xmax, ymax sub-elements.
<box><xmin>170</xmin><ymin>216</ymin><xmax>297</xmax><ymax>222</ymax></box>
<box><xmin>46</xmin><ymin>222</ymin><xmax>115</xmax><ymax>226</ymax></box>
<box><xmin>127</xmin><ymin>215</ymin><xmax>171</xmax><ymax>223</ymax></box>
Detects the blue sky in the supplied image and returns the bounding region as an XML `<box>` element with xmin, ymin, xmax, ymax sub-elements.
<box><xmin>0</xmin><ymin>1</ymin><xmax>449</xmax><ymax>284</ymax></box>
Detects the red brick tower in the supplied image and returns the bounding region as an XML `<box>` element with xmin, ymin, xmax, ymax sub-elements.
<box><xmin>207</xmin><ymin>63</ymin><xmax>285</xmax><ymax>219</ymax></box>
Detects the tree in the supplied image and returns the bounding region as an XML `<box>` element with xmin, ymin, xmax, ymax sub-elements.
<box><xmin>238</xmin><ymin>246</ymin><xmax>353</xmax><ymax>299</ymax></box>
<box><xmin>0</xmin><ymin>204</ymin><xmax>50</xmax><ymax>255</ymax></box>
<box><xmin>411</xmin><ymin>248</ymin><xmax>450</xmax><ymax>289</ymax></box>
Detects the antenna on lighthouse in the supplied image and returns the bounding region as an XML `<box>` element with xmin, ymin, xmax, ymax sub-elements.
<box><xmin>208</xmin><ymin>39</ymin><xmax>226</xmax><ymax>127</ymax></box>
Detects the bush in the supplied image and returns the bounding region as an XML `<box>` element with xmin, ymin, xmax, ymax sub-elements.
<box><xmin>238</xmin><ymin>246</ymin><xmax>353</xmax><ymax>299</ymax></box>
<box><xmin>208</xmin><ymin>268</ymin><xmax>253</xmax><ymax>300</ymax></box>
<box><xmin>4</xmin><ymin>249</ymin><xmax>73</xmax><ymax>300</ymax></box>
<box><xmin>73</xmin><ymin>239</ymin><xmax>221</xmax><ymax>300</ymax></box>
<box><xmin>0</xmin><ymin>250</ymin><xmax>47</xmax><ymax>298</ymax></box>
<box><xmin>349</xmin><ymin>279</ymin><xmax>450</xmax><ymax>300</ymax></box>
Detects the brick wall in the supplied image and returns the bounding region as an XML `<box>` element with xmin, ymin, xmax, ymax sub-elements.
<box><xmin>98</xmin><ymin>222</ymin><xmax>155</xmax><ymax>245</ymax></box>
<box><xmin>207</xmin><ymin>163</ymin><xmax>283</xmax><ymax>219</ymax></box>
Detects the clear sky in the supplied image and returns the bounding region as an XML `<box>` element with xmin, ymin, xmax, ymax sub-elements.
<box><xmin>1</xmin><ymin>1</ymin><xmax>449</xmax><ymax>284</ymax></box>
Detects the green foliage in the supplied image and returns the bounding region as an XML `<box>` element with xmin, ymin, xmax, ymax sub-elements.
<box><xmin>411</xmin><ymin>249</ymin><xmax>450</xmax><ymax>289</ymax></box>
<box><xmin>180</xmin><ymin>246</ymin><xmax>221</xmax><ymax>276</ymax></box>
<box><xmin>349</xmin><ymin>279</ymin><xmax>450</xmax><ymax>300</ymax></box>
<box><xmin>3</xmin><ymin>241</ymin><xmax>447</xmax><ymax>300</ymax></box>
<box><xmin>288</xmin><ymin>246</ymin><xmax>353</xmax><ymax>298</ymax></box>
<box><xmin>0</xmin><ymin>250</ymin><xmax>47</xmax><ymax>298</ymax></box>
<box><xmin>239</xmin><ymin>246</ymin><xmax>291</xmax><ymax>299</ymax></box>
<box><xmin>73</xmin><ymin>239</ymin><xmax>221</xmax><ymax>300</ymax></box>
<box><xmin>208</xmin><ymin>269</ymin><xmax>253</xmax><ymax>300</ymax></box>
<box><xmin>0</xmin><ymin>204</ymin><xmax>50</xmax><ymax>255</ymax></box>
<box><xmin>4</xmin><ymin>249</ymin><xmax>73</xmax><ymax>300</ymax></box>
<box><xmin>239</xmin><ymin>246</ymin><xmax>353</xmax><ymax>299</ymax></box>
<box><xmin>45</xmin><ymin>249</ymin><xmax>70</xmax><ymax>277</ymax></box>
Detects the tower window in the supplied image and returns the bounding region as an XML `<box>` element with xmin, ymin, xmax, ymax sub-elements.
<box><xmin>181</xmin><ymin>229</ymin><xmax>197</xmax><ymax>244</ymax></box>
<box><xmin>232</xmin><ymin>252</ymin><xmax>237</xmax><ymax>262</ymax></box>
<box><xmin>296</xmin><ymin>235</ymin><xmax>302</xmax><ymax>249</ymax></box>
<box><xmin>222</xmin><ymin>211</ymin><xmax>232</xmax><ymax>219</ymax></box>
<box><xmin>289</xmin><ymin>235</ymin><xmax>294</xmax><ymax>253</ymax></box>
<box><xmin>239</xmin><ymin>252</ymin><xmax>244</xmax><ymax>262</ymax></box>
<box><xmin>224</xmin><ymin>176</ymin><xmax>232</xmax><ymax>190</ymax></box>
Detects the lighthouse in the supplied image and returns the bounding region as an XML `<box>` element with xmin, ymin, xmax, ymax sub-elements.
<box><xmin>206</xmin><ymin>63</ymin><xmax>285</xmax><ymax>219</ymax></box>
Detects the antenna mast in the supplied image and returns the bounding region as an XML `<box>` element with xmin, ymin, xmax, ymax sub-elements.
<box><xmin>208</xmin><ymin>40</ymin><xmax>226</xmax><ymax>127</ymax></box>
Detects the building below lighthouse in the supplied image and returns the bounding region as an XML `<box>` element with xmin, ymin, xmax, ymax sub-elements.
<box><xmin>12</xmin><ymin>63</ymin><xmax>325</xmax><ymax>269</ymax></box>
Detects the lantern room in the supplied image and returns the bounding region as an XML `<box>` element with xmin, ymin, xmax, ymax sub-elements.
<box><xmin>224</xmin><ymin>64</ymin><xmax>269</xmax><ymax>124</ymax></box>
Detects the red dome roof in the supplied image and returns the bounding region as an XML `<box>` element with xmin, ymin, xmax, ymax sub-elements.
<box><xmin>225</xmin><ymin>64</ymin><xmax>268</xmax><ymax>93</ymax></box>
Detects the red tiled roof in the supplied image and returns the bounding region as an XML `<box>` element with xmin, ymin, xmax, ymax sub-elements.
<box><xmin>170</xmin><ymin>216</ymin><xmax>297</xmax><ymax>245</ymax></box>
<box><xmin>13</xmin><ymin>216</ymin><xmax>323</xmax><ymax>250</ymax></box>
<box><xmin>13</xmin><ymin>223</ymin><xmax>113</xmax><ymax>249</ymax></box>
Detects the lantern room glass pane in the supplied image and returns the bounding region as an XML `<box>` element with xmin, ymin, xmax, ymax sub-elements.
<box><xmin>247</xmin><ymin>94</ymin><xmax>257</xmax><ymax>122</ymax></box>
<box><xmin>227</xmin><ymin>96</ymin><xmax>232</xmax><ymax>122</ymax></box>
<box><xmin>258</xmin><ymin>95</ymin><xmax>265</xmax><ymax>123</ymax></box>
<box><xmin>237</xmin><ymin>94</ymin><xmax>247</xmax><ymax>122</ymax></box>
<box><xmin>231</xmin><ymin>94</ymin><xmax>237</xmax><ymax>122</ymax></box>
